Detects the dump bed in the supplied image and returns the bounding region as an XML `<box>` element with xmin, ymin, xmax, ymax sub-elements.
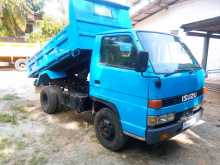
<box><xmin>27</xmin><ymin>0</ymin><xmax>131</xmax><ymax>78</ymax></box>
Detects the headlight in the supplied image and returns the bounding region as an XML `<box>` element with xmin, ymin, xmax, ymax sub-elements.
<box><xmin>148</xmin><ymin>113</ymin><xmax>175</xmax><ymax>127</ymax></box>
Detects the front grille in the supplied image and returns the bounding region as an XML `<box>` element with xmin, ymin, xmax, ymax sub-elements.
<box><xmin>162</xmin><ymin>88</ymin><xmax>203</xmax><ymax>107</ymax></box>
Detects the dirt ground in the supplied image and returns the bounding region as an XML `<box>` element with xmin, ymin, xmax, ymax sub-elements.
<box><xmin>0</xmin><ymin>70</ymin><xmax>219</xmax><ymax>165</ymax></box>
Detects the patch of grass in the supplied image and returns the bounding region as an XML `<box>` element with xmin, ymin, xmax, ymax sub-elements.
<box><xmin>0</xmin><ymin>137</ymin><xmax>27</xmax><ymax>164</ymax></box>
<box><xmin>15</xmin><ymin>141</ymin><xmax>26</xmax><ymax>150</ymax></box>
<box><xmin>11</xmin><ymin>159</ymin><xmax>26</xmax><ymax>165</ymax></box>
<box><xmin>0</xmin><ymin>137</ymin><xmax>12</xmax><ymax>164</ymax></box>
<box><xmin>29</xmin><ymin>155</ymin><xmax>48</xmax><ymax>165</ymax></box>
<box><xmin>0</xmin><ymin>138</ymin><xmax>11</xmax><ymax>150</ymax></box>
<box><xmin>0</xmin><ymin>104</ymin><xmax>27</xmax><ymax>125</ymax></box>
<box><xmin>0</xmin><ymin>137</ymin><xmax>26</xmax><ymax>151</ymax></box>
<box><xmin>1</xmin><ymin>94</ymin><xmax>19</xmax><ymax>101</ymax></box>
<box><xmin>11</xmin><ymin>104</ymin><xmax>27</xmax><ymax>114</ymax></box>
<box><xmin>0</xmin><ymin>113</ymin><xmax>17</xmax><ymax>125</ymax></box>
<box><xmin>10</xmin><ymin>104</ymin><xmax>30</xmax><ymax>121</ymax></box>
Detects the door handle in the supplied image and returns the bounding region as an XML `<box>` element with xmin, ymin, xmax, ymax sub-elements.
<box><xmin>94</xmin><ymin>80</ymin><xmax>101</xmax><ymax>84</ymax></box>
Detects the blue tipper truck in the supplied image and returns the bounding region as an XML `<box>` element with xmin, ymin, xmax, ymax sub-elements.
<box><xmin>27</xmin><ymin>0</ymin><xmax>208</xmax><ymax>151</ymax></box>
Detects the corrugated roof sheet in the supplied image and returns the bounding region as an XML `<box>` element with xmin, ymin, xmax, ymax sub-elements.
<box><xmin>181</xmin><ymin>16</ymin><xmax>220</xmax><ymax>34</ymax></box>
<box><xmin>131</xmin><ymin>0</ymin><xmax>186</xmax><ymax>25</ymax></box>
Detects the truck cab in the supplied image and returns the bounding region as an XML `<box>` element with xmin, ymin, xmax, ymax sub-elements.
<box><xmin>27</xmin><ymin>0</ymin><xmax>207</xmax><ymax>151</ymax></box>
<box><xmin>90</xmin><ymin>30</ymin><xmax>206</xmax><ymax>147</ymax></box>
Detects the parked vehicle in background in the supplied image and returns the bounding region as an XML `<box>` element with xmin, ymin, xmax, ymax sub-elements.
<box><xmin>27</xmin><ymin>0</ymin><xmax>207</xmax><ymax>151</ymax></box>
<box><xmin>0</xmin><ymin>39</ymin><xmax>40</xmax><ymax>71</ymax></box>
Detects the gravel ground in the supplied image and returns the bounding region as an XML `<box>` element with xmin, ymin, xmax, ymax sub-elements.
<box><xmin>0</xmin><ymin>70</ymin><xmax>219</xmax><ymax>165</ymax></box>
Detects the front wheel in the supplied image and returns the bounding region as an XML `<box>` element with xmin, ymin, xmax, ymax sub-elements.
<box><xmin>94</xmin><ymin>108</ymin><xmax>127</xmax><ymax>151</ymax></box>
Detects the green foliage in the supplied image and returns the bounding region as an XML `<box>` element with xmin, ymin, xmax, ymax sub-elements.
<box><xmin>0</xmin><ymin>137</ymin><xmax>11</xmax><ymax>150</ymax></box>
<box><xmin>28</xmin><ymin>17</ymin><xmax>64</xmax><ymax>43</ymax></box>
<box><xmin>15</xmin><ymin>140</ymin><xmax>26</xmax><ymax>150</ymax></box>
<box><xmin>27</xmin><ymin>0</ymin><xmax>44</xmax><ymax>14</ymax></box>
<box><xmin>1</xmin><ymin>94</ymin><xmax>20</xmax><ymax>101</ymax></box>
<box><xmin>0</xmin><ymin>137</ymin><xmax>12</xmax><ymax>162</ymax></box>
<box><xmin>0</xmin><ymin>0</ymin><xmax>30</xmax><ymax>36</ymax></box>
<box><xmin>0</xmin><ymin>24</ymin><xmax>10</xmax><ymax>36</ymax></box>
<box><xmin>0</xmin><ymin>0</ymin><xmax>45</xmax><ymax>36</ymax></box>
<box><xmin>28</xmin><ymin>154</ymin><xmax>48</xmax><ymax>165</ymax></box>
<box><xmin>0</xmin><ymin>113</ymin><xmax>17</xmax><ymax>124</ymax></box>
<box><xmin>0</xmin><ymin>0</ymin><xmax>65</xmax><ymax>40</ymax></box>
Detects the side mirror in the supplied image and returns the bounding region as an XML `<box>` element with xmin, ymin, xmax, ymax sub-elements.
<box><xmin>135</xmin><ymin>51</ymin><xmax>149</xmax><ymax>72</ymax></box>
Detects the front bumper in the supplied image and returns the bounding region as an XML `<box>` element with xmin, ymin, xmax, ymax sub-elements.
<box><xmin>146</xmin><ymin>109</ymin><xmax>203</xmax><ymax>144</ymax></box>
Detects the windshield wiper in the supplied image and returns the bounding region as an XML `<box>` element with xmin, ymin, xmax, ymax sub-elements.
<box><xmin>164</xmin><ymin>68</ymin><xmax>194</xmax><ymax>77</ymax></box>
<box><xmin>164</xmin><ymin>65</ymin><xmax>202</xmax><ymax>77</ymax></box>
<box><xmin>189</xmin><ymin>66</ymin><xmax>202</xmax><ymax>69</ymax></box>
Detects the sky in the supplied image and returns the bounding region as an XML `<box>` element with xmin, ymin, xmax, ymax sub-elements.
<box><xmin>43</xmin><ymin>0</ymin><xmax>69</xmax><ymax>23</ymax></box>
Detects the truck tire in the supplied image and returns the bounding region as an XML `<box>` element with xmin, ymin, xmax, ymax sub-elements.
<box><xmin>94</xmin><ymin>108</ymin><xmax>127</xmax><ymax>151</ymax></box>
<box><xmin>15</xmin><ymin>59</ymin><xmax>26</xmax><ymax>71</ymax></box>
<box><xmin>40</xmin><ymin>86</ymin><xmax>60</xmax><ymax>114</ymax></box>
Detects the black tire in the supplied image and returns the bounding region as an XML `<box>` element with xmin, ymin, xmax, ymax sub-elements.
<box><xmin>40</xmin><ymin>86</ymin><xmax>60</xmax><ymax>114</ymax></box>
<box><xmin>15</xmin><ymin>59</ymin><xmax>26</xmax><ymax>71</ymax></box>
<box><xmin>94</xmin><ymin>108</ymin><xmax>127</xmax><ymax>151</ymax></box>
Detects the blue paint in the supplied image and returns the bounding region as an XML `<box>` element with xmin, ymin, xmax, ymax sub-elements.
<box><xmin>89</xmin><ymin>31</ymin><xmax>205</xmax><ymax>139</ymax></box>
<box><xmin>27</xmin><ymin>0</ymin><xmax>206</xmax><ymax>143</ymax></box>
<box><xmin>39</xmin><ymin>70</ymin><xmax>67</xmax><ymax>80</ymax></box>
<box><xmin>27</xmin><ymin>0</ymin><xmax>131</xmax><ymax>78</ymax></box>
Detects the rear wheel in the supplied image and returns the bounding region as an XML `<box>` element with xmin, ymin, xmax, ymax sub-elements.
<box><xmin>94</xmin><ymin>108</ymin><xmax>127</xmax><ymax>151</ymax></box>
<box><xmin>15</xmin><ymin>59</ymin><xmax>26</xmax><ymax>71</ymax></box>
<box><xmin>40</xmin><ymin>86</ymin><xmax>61</xmax><ymax>114</ymax></box>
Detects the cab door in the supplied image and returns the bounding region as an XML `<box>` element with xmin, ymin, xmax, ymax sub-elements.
<box><xmin>90</xmin><ymin>34</ymin><xmax>149</xmax><ymax>138</ymax></box>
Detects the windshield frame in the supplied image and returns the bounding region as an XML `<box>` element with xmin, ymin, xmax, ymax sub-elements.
<box><xmin>136</xmin><ymin>30</ymin><xmax>201</xmax><ymax>75</ymax></box>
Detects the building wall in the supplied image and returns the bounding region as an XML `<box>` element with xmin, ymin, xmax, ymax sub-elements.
<box><xmin>133</xmin><ymin>0</ymin><xmax>220</xmax><ymax>71</ymax></box>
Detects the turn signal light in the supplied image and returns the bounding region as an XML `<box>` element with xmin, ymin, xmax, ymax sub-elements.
<box><xmin>148</xmin><ymin>100</ymin><xmax>162</xmax><ymax>109</ymax></box>
<box><xmin>203</xmin><ymin>87</ymin><xmax>208</xmax><ymax>94</ymax></box>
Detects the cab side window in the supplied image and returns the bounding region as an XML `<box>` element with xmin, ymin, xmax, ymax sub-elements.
<box><xmin>101</xmin><ymin>35</ymin><xmax>137</xmax><ymax>69</ymax></box>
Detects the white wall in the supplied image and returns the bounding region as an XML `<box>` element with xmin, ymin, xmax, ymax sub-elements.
<box><xmin>134</xmin><ymin>0</ymin><xmax>220</xmax><ymax>71</ymax></box>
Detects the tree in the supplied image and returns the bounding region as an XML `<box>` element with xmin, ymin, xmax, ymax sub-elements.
<box><xmin>27</xmin><ymin>0</ymin><xmax>67</xmax><ymax>43</ymax></box>
<box><xmin>27</xmin><ymin>16</ymin><xmax>64</xmax><ymax>43</ymax></box>
<box><xmin>0</xmin><ymin>0</ymin><xmax>44</xmax><ymax>36</ymax></box>
<box><xmin>26</xmin><ymin>0</ymin><xmax>44</xmax><ymax>14</ymax></box>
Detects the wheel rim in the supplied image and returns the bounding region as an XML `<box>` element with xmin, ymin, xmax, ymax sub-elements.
<box><xmin>99</xmin><ymin>118</ymin><xmax>115</xmax><ymax>141</ymax></box>
<box><xmin>19</xmin><ymin>63</ymin><xmax>26</xmax><ymax>69</ymax></box>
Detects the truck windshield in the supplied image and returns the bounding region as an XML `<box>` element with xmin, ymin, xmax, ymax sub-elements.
<box><xmin>137</xmin><ymin>31</ymin><xmax>200</xmax><ymax>74</ymax></box>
